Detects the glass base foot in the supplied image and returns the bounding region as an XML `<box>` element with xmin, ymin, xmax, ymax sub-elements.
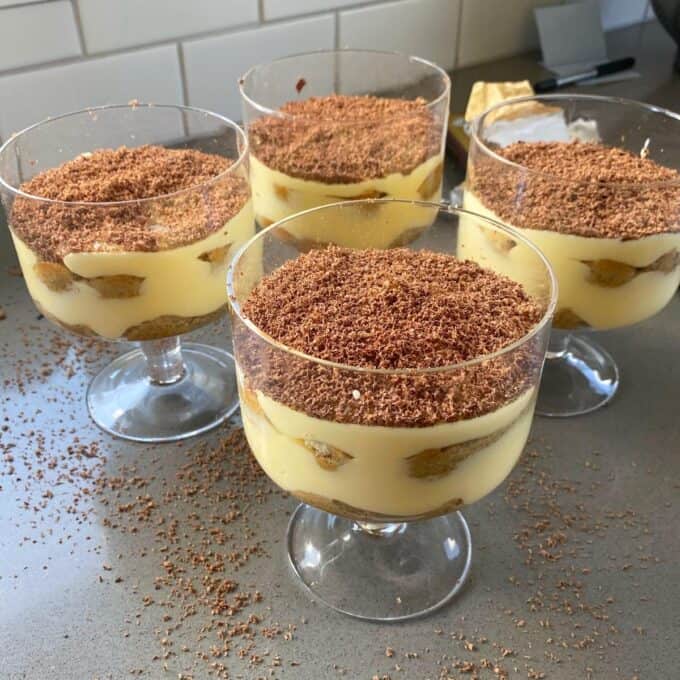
<box><xmin>87</xmin><ymin>342</ymin><xmax>239</xmax><ymax>442</ymax></box>
<box><xmin>286</xmin><ymin>503</ymin><xmax>472</xmax><ymax>622</ymax></box>
<box><xmin>537</xmin><ymin>334</ymin><xmax>619</xmax><ymax>417</ymax></box>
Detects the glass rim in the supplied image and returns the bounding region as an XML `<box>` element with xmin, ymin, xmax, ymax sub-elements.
<box><xmin>238</xmin><ymin>48</ymin><xmax>451</xmax><ymax>122</ymax></box>
<box><xmin>471</xmin><ymin>93</ymin><xmax>680</xmax><ymax>190</ymax></box>
<box><xmin>227</xmin><ymin>198</ymin><xmax>558</xmax><ymax>376</ymax></box>
<box><xmin>0</xmin><ymin>103</ymin><xmax>249</xmax><ymax>208</ymax></box>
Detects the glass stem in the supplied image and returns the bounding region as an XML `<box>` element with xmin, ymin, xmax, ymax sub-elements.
<box><xmin>354</xmin><ymin>521</ymin><xmax>405</xmax><ymax>537</ymax></box>
<box><xmin>546</xmin><ymin>332</ymin><xmax>571</xmax><ymax>361</ymax></box>
<box><xmin>140</xmin><ymin>336</ymin><xmax>186</xmax><ymax>385</ymax></box>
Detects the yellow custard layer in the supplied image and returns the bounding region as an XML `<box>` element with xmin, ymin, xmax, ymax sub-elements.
<box><xmin>462</xmin><ymin>191</ymin><xmax>680</xmax><ymax>330</ymax></box>
<box><xmin>249</xmin><ymin>154</ymin><xmax>443</xmax><ymax>248</ymax></box>
<box><xmin>239</xmin><ymin>372</ymin><xmax>535</xmax><ymax>519</ymax></box>
<box><xmin>11</xmin><ymin>199</ymin><xmax>254</xmax><ymax>339</ymax></box>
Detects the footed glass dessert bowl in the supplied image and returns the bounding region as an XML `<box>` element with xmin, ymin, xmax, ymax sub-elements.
<box><xmin>228</xmin><ymin>199</ymin><xmax>556</xmax><ymax>621</ymax></box>
<box><xmin>466</xmin><ymin>94</ymin><xmax>680</xmax><ymax>416</ymax></box>
<box><xmin>239</xmin><ymin>49</ymin><xmax>450</xmax><ymax>247</ymax></box>
<box><xmin>0</xmin><ymin>104</ymin><xmax>254</xmax><ymax>442</ymax></box>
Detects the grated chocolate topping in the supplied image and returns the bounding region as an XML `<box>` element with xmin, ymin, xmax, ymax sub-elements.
<box><xmin>469</xmin><ymin>141</ymin><xmax>680</xmax><ymax>240</ymax></box>
<box><xmin>9</xmin><ymin>145</ymin><xmax>250</xmax><ymax>262</ymax></box>
<box><xmin>236</xmin><ymin>246</ymin><xmax>545</xmax><ymax>427</ymax></box>
<box><xmin>248</xmin><ymin>95</ymin><xmax>441</xmax><ymax>183</ymax></box>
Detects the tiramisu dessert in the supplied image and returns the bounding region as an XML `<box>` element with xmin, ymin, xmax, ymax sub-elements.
<box><xmin>464</xmin><ymin>141</ymin><xmax>680</xmax><ymax>330</ymax></box>
<box><xmin>247</xmin><ymin>95</ymin><xmax>445</xmax><ymax>248</ymax></box>
<box><xmin>232</xmin><ymin>246</ymin><xmax>547</xmax><ymax>521</ymax></box>
<box><xmin>9</xmin><ymin>145</ymin><xmax>253</xmax><ymax>340</ymax></box>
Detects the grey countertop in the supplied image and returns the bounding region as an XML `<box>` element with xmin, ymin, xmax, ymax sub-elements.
<box><xmin>1</xmin><ymin>20</ymin><xmax>680</xmax><ymax>680</ymax></box>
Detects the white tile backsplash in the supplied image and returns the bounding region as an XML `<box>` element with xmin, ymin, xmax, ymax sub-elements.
<box><xmin>0</xmin><ymin>0</ymin><xmax>39</xmax><ymax>6</ymax></box>
<box><xmin>76</xmin><ymin>0</ymin><xmax>258</xmax><ymax>53</ymax></box>
<box><xmin>339</xmin><ymin>0</ymin><xmax>459</xmax><ymax>71</ymax></box>
<box><xmin>183</xmin><ymin>15</ymin><xmax>335</xmax><ymax>121</ymax></box>
<box><xmin>0</xmin><ymin>0</ymin><xmax>656</xmax><ymax>143</ymax></box>
<box><xmin>0</xmin><ymin>1</ymin><xmax>80</xmax><ymax>71</ymax></box>
<box><xmin>264</xmin><ymin>0</ymin><xmax>365</xmax><ymax>20</ymax></box>
<box><xmin>0</xmin><ymin>46</ymin><xmax>183</xmax><ymax>139</ymax></box>
<box><xmin>458</xmin><ymin>0</ymin><xmax>562</xmax><ymax>68</ymax></box>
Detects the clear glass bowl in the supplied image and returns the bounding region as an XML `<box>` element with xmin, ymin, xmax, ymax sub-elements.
<box><xmin>467</xmin><ymin>94</ymin><xmax>680</xmax><ymax>417</ymax></box>
<box><xmin>228</xmin><ymin>199</ymin><xmax>556</xmax><ymax>621</ymax></box>
<box><xmin>239</xmin><ymin>49</ymin><xmax>450</xmax><ymax>244</ymax></box>
<box><xmin>0</xmin><ymin>104</ymin><xmax>254</xmax><ymax>442</ymax></box>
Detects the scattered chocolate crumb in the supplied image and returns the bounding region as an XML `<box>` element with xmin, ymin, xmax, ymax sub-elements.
<box><xmin>0</xmin><ymin>306</ymin><xmax>5</xmax><ymax>321</ymax></box>
<box><xmin>295</xmin><ymin>77</ymin><xmax>306</xmax><ymax>93</ymax></box>
<box><xmin>237</xmin><ymin>246</ymin><xmax>545</xmax><ymax>426</ymax></box>
<box><xmin>0</xmin><ymin>252</ymin><xmax>662</xmax><ymax>678</ymax></box>
<box><xmin>249</xmin><ymin>94</ymin><xmax>441</xmax><ymax>183</ymax></box>
<box><xmin>10</xmin><ymin>145</ymin><xmax>249</xmax><ymax>262</ymax></box>
<box><xmin>469</xmin><ymin>140</ymin><xmax>680</xmax><ymax>240</ymax></box>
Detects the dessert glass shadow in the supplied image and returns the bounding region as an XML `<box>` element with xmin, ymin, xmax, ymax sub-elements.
<box><xmin>239</xmin><ymin>49</ymin><xmax>450</xmax><ymax>245</ymax></box>
<box><xmin>0</xmin><ymin>104</ymin><xmax>254</xmax><ymax>442</ymax></box>
<box><xmin>228</xmin><ymin>199</ymin><xmax>556</xmax><ymax>622</ymax></box>
<box><xmin>467</xmin><ymin>94</ymin><xmax>680</xmax><ymax>417</ymax></box>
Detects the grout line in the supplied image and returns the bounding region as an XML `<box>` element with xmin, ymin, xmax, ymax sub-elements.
<box><xmin>334</xmin><ymin>10</ymin><xmax>340</xmax><ymax>49</ymax></box>
<box><xmin>69</xmin><ymin>0</ymin><xmax>88</xmax><ymax>56</ymax></box>
<box><xmin>453</xmin><ymin>0</ymin><xmax>464</xmax><ymax>73</ymax></box>
<box><xmin>0</xmin><ymin>53</ymin><xmax>91</xmax><ymax>79</ymax></box>
<box><xmin>333</xmin><ymin>12</ymin><xmax>341</xmax><ymax>90</ymax></box>
<box><xmin>176</xmin><ymin>43</ymin><xmax>189</xmax><ymax>107</ymax></box>
<box><xmin>0</xmin><ymin>0</ymin><xmax>493</xmax><ymax>83</ymax></box>
<box><xmin>0</xmin><ymin>49</ymin><xmax>139</xmax><ymax>80</ymax></box>
<box><xmin>0</xmin><ymin>22</ymin><xmax>254</xmax><ymax>79</ymax></box>
<box><xmin>260</xmin><ymin>0</ymin><xmax>388</xmax><ymax>24</ymax></box>
<box><xmin>0</xmin><ymin>10</ymin><xmax>345</xmax><ymax>80</ymax></box>
<box><xmin>0</xmin><ymin>0</ymin><xmax>53</xmax><ymax>9</ymax></box>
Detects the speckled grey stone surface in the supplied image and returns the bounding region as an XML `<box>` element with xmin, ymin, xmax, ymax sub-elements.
<box><xmin>2</xmin><ymin>22</ymin><xmax>680</xmax><ymax>679</ymax></box>
<box><xmin>2</xmin><ymin>185</ymin><xmax>679</xmax><ymax>680</ymax></box>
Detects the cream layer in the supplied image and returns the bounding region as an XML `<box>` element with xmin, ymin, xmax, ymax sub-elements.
<box><xmin>11</xmin><ymin>199</ymin><xmax>254</xmax><ymax>339</ymax></box>
<box><xmin>461</xmin><ymin>191</ymin><xmax>680</xmax><ymax>330</ymax></box>
<box><xmin>238</xmin><ymin>373</ymin><xmax>535</xmax><ymax>519</ymax></box>
<box><xmin>249</xmin><ymin>154</ymin><xmax>443</xmax><ymax>248</ymax></box>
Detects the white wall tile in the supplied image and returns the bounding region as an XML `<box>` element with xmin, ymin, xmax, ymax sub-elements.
<box><xmin>264</xmin><ymin>0</ymin><xmax>364</xmax><ymax>20</ymax></box>
<box><xmin>0</xmin><ymin>0</ymin><xmax>40</xmax><ymax>6</ymax></box>
<box><xmin>457</xmin><ymin>0</ymin><xmax>562</xmax><ymax>68</ymax></box>
<box><xmin>183</xmin><ymin>15</ymin><xmax>335</xmax><ymax>121</ymax></box>
<box><xmin>0</xmin><ymin>45</ymin><xmax>183</xmax><ymax>139</ymax></box>
<box><xmin>599</xmin><ymin>0</ymin><xmax>648</xmax><ymax>30</ymax></box>
<box><xmin>0</xmin><ymin>1</ymin><xmax>80</xmax><ymax>71</ymax></box>
<box><xmin>77</xmin><ymin>0</ymin><xmax>257</xmax><ymax>53</ymax></box>
<box><xmin>339</xmin><ymin>0</ymin><xmax>459</xmax><ymax>71</ymax></box>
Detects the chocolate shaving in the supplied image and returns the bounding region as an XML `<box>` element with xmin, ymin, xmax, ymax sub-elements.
<box><xmin>236</xmin><ymin>246</ymin><xmax>545</xmax><ymax>426</ymax></box>
<box><xmin>249</xmin><ymin>94</ymin><xmax>441</xmax><ymax>183</ymax></box>
<box><xmin>468</xmin><ymin>141</ymin><xmax>680</xmax><ymax>240</ymax></box>
<box><xmin>9</xmin><ymin>145</ymin><xmax>249</xmax><ymax>262</ymax></box>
